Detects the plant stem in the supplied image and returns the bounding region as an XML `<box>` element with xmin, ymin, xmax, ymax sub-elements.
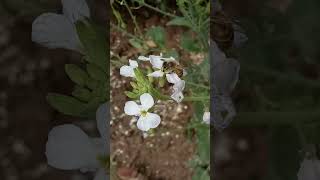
<box><xmin>184</xmin><ymin>96</ymin><xmax>209</xmax><ymax>101</ymax></box>
<box><xmin>133</xmin><ymin>0</ymin><xmax>178</xmax><ymax>18</ymax></box>
<box><xmin>186</xmin><ymin>82</ymin><xmax>210</xmax><ymax>90</ymax></box>
<box><xmin>123</xmin><ymin>0</ymin><xmax>143</xmax><ymax>37</ymax></box>
<box><xmin>110</xmin><ymin>23</ymin><xmax>144</xmax><ymax>43</ymax></box>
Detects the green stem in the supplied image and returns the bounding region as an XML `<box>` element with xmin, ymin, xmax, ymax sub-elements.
<box><xmin>123</xmin><ymin>0</ymin><xmax>143</xmax><ymax>37</ymax></box>
<box><xmin>110</xmin><ymin>23</ymin><xmax>144</xmax><ymax>43</ymax></box>
<box><xmin>183</xmin><ymin>96</ymin><xmax>209</xmax><ymax>101</ymax></box>
<box><xmin>133</xmin><ymin>0</ymin><xmax>178</xmax><ymax>18</ymax></box>
<box><xmin>186</xmin><ymin>82</ymin><xmax>209</xmax><ymax>90</ymax></box>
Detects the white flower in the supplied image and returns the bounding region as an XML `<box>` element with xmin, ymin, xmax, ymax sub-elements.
<box><xmin>203</xmin><ymin>112</ymin><xmax>210</xmax><ymax>124</ymax></box>
<box><xmin>298</xmin><ymin>158</ymin><xmax>320</xmax><ymax>180</ymax></box>
<box><xmin>32</xmin><ymin>0</ymin><xmax>90</xmax><ymax>52</ymax></box>
<box><xmin>45</xmin><ymin>103</ymin><xmax>109</xmax><ymax>180</ymax></box>
<box><xmin>120</xmin><ymin>60</ymin><xmax>138</xmax><ymax>78</ymax></box>
<box><xmin>166</xmin><ymin>73</ymin><xmax>185</xmax><ymax>103</ymax></box>
<box><xmin>138</xmin><ymin>54</ymin><xmax>175</xmax><ymax>78</ymax></box>
<box><xmin>124</xmin><ymin>93</ymin><xmax>161</xmax><ymax>131</ymax></box>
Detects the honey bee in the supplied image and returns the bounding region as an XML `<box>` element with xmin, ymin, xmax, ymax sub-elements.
<box><xmin>211</xmin><ymin>10</ymin><xmax>234</xmax><ymax>51</ymax></box>
<box><xmin>163</xmin><ymin>61</ymin><xmax>184</xmax><ymax>78</ymax></box>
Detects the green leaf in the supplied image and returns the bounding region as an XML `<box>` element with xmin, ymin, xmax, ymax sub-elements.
<box><xmin>65</xmin><ymin>64</ymin><xmax>89</xmax><ymax>86</ymax></box>
<box><xmin>163</xmin><ymin>49</ymin><xmax>179</xmax><ymax>59</ymax></box>
<box><xmin>192</xmin><ymin>167</ymin><xmax>210</xmax><ymax>180</ymax></box>
<box><xmin>76</xmin><ymin>20</ymin><xmax>107</xmax><ymax>73</ymax></box>
<box><xmin>47</xmin><ymin>93</ymin><xmax>88</xmax><ymax>117</ymax></box>
<box><xmin>125</xmin><ymin>91</ymin><xmax>139</xmax><ymax>99</ymax></box>
<box><xmin>72</xmin><ymin>86</ymin><xmax>92</xmax><ymax>102</ymax></box>
<box><xmin>196</xmin><ymin>125</ymin><xmax>210</xmax><ymax>164</ymax></box>
<box><xmin>86</xmin><ymin>64</ymin><xmax>106</xmax><ymax>82</ymax></box>
<box><xmin>129</xmin><ymin>38</ymin><xmax>143</xmax><ymax>49</ymax></box>
<box><xmin>181</xmin><ymin>33</ymin><xmax>201</xmax><ymax>52</ymax></box>
<box><xmin>167</xmin><ymin>17</ymin><xmax>192</xmax><ymax>28</ymax></box>
<box><xmin>146</xmin><ymin>26</ymin><xmax>166</xmax><ymax>48</ymax></box>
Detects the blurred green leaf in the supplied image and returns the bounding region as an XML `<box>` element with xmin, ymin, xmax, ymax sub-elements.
<box><xmin>47</xmin><ymin>93</ymin><xmax>87</xmax><ymax>117</ymax></box>
<box><xmin>65</xmin><ymin>64</ymin><xmax>89</xmax><ymax>86</ymax></box>
<box><xmin>72</xmin><ymin>86</ymin><xmax>92</xmax><ymax>102</ymax></box>
<box><xmin>146</xmin><ymin>26</ymin><xmax>166</xmax><ymax>48</ymax></box>
<box><xmin>181</xmin><ymin>33</ymin><xmax>201</xmax><ymax>52</ymax></box>
<box><xmin>192</xmin><ymin>167</ymin><xmax>210</xmax><ymax>180</ymax></box>
<box><xmin>86</xmin><ymin>64</ymin><xmax>107</xmax><ymax>82</ymax></box>
<box><xmin>129</xmin><ymin>38</ymin><xmax>143</xmax><ymax>49</ymax></box>
<box><xmin>196</xmin><ymin>124</ymin><xmax>210</xmax><ymax>164</ymax></box>
<box><xmin>167</xmin><ymin>17</ymin><xmax>193</xmax><ymax>28</ymax></box>
<box><xmin>76</xmin><ymin>20</ymin><xmax>107</xmax><ymax>73</ymax></box>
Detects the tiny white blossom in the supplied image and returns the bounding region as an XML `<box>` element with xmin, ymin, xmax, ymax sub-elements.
<box><xmin>172</xmin><ymin>81</ymin><xmax>185</xmax><ymax>103</ymax></box>
<box><xmin>298</xmin><ymin>158</ymin><xmax>320</xmax><ymax>180</ymax></box>
<box><xmin>120</xmin><ymin>60</ymin><xmax>138</xmax><ymax>78</ymax></box>
<box><xmin>124</xmin><ymin>93</ymin><xmax>161</xmax><ymax>131</ymax></box>
<box><xmin>32</xmin><ymin>0</ymin><xmax>90</xmax><ymax>52</ymax></box>
<box><xmin>203</xmin><ymin>112</ymin><xmax>210</xmax><ymax>124</ymax></box>
<box><xmin>45</xmin><ymin>103</ymin><xmax>109</xmax><ymax>180</ymax></box>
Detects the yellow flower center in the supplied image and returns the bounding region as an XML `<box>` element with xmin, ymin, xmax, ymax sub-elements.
<box><xmin>140</xmin><ymin>110</ymin><xmax>147</xmax><ymax>117</ymax></box>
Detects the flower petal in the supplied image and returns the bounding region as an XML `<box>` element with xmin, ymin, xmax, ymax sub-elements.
<box><xmin>138</xmin><ymin>56</ymin><xmax>150</xmax><ymax>61</ymax></box>
<box><xmin>145</xmin><ymin>113</ymin><xmax>161</xmax><ymax>128</ymax></box>
<box><xmin>149</xmin><ymin>55</ymin><xmax>164</xmax><ymax>69</ymax></box>
<box><xmin>171</xmin><ymin>92</ymin><xmax>184</xmax><ymax>103</ymax></box>
<box><xmin>140</xmin><ymin>93</ymin><xmax>154</xmax><ymax>111</ymax></box>
<box><xmin>124</xmin><ymin>101</ymin><xmax>140</xmax><ymax>115</ymax></box>
<box><xmin>203</xmin><ymin>112</ymin><xmax>210</xmax><ymax>124</ymax></box>
<box><xmin>166</xmin><ymin>73</ymin><xmax>181</xmax><ymax>84</ymax></box>
<box><xmin>62</xmin><ymin>0</ymin><xmax>90</xmax><ymax>23</ymax></box>
<box><xmin>45</xmin><ymin>124</ymin><xmax>98</xmax><ymax>171</ymax></box>
<box><xmin>120</xmin><ymin>65</ymin><xmax>134</xmax><ymax>77</ymax></box>
<box><xmin>173</xmin><ymin>80</ymin><xmax>185</xmax><ymax>92</ymax></box>
<box><xmin>148</xmin><ymin>70</ymin><xmax>164</xmax><ymax>77</ymax></box>
<box><xmin>129</xmin><ymin>60</ymin><xmax>138</xmax><ymax>68</ymax></box>
<box><xmin>32</xmin><ymin>13</ymin><xmax>81</xmax><ymax>51</ymax></box>
<box><xmin>96</xmin><ymin>103</ymin><xmax>109</xmax><ymax>140</ymax></box>
<box><xmin>94</xmin><ymin>168</ymin><xmax>109</xmax><ymax>180</ymax></box>
<box><xmin>137</xmin><ymin>116</ymin><xmax>151</xmax><ymax>131</ymax></box>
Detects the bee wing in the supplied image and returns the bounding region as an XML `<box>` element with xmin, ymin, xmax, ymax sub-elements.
<box><xmin>212</xmin><ymin>58</ymin><xmax>240</xmax><ymax>95</ymax></box>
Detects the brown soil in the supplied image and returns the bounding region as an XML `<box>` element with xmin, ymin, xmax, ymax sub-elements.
<box><xmin>110</xmin><ymin>14</ymin><xmax>197</xmax><ymax>180</ymax></box>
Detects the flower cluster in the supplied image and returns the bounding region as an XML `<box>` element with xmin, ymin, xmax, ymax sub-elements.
<box><xmin>120</xmin><ymin>54</ymin><xmax>186</xmax><ymax>132</ymax></box>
